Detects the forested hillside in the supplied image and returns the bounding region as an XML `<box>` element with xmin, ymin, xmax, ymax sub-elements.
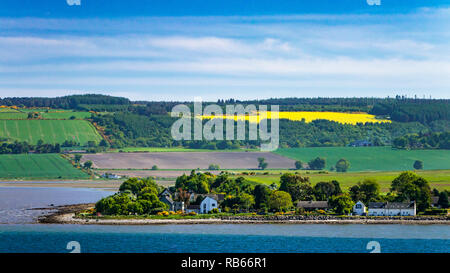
<box><xmin>1</xmin><ymin>95</ymin><xmax>448</xmax><ymax>149</ymax></box>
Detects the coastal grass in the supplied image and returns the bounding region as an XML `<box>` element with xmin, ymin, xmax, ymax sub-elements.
<box><xmin>0</xmin><ymin>154</ymin><xmax>90</xmax><ymax>180</ymax></box>
<box><xmin>0</xmin><ymin>119</ymin><xmax>102</xmax><ymax>145</ymax></box>
<box><xmin>274</xmin><ymin>146</ymin><xmax>450</xmax><ymax>172</ymax></box>
<box><xmin>238</xmin><ymin>169</ymin><xmax>450</xmax><ymax>192</ymax></box>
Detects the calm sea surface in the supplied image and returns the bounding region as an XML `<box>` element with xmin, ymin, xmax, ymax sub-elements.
<box><xmin>0</xmin><ymin>186</ymin><xmax>449</xmax><ymax>253</ymax></box>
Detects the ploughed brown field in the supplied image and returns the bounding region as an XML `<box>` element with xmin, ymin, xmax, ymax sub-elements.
<box><xmin>108</xmin><ymin>170</ymin><xmax>222</xmax><ymax>178</ymax></box>
<box><xmin>81</xmin><ymin>152</ymin><xmax>296</xmax><ymax>170</ymax></box>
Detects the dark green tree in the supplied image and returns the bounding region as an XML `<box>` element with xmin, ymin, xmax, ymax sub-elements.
<box><xmin>267</xmin><ymin>191</ymin><xmax>293</xmax><ymax>212</ymax></box>
<box><xmin>349</xmin><ymin>179</ymin><xmax>381</xmax><ymax>204</ymax></box>
<box><xmin>438</xmin><ymin>191</ymin><xmax>449</xmax><ymax>208</ymax></box>
<box><xmin>413</xmin><ymin>160</ymin><xmax>423</xmax><ymax>170</ymax></box>
<box><xmin>253</xmin><ymin>184</ymin><xmax>271</xmax><ymax>209</ymax></box>
<box><xmin>279</xmin><ymin>173</ymin><xmax>313</xmax><ymax>201</ymax></box>
<box><xmin>330</xmin><ymin>194</ymin><xmax>355</xmax><ymax>215</ymax></box>
<box><xmin>258</xmin><ymin>157</ymin><xmax>268</xmax><ymax>170</ymax></box>
<box><xmin>83</xmin><ymin>160</ymin><xmax>93</xmax><ymax>169</ymax></box>
<box><xmin>308</xmin><ymin>157</ymin><xmax>326</xmax><ymax>170</ymax></box>
<box><xmin>314</xmin><ymin>181</ymin><xmax>342</xmax><ymax>201</ymax></box>
<box><xmin>335</xmin><ymin>158</ymin><xmax>350</xmax><ymax>172</ymax></box>
<box><xmin>390</xmin><ymin>171</ymin><xmax>431</xmax><ymax>212</ymax></box>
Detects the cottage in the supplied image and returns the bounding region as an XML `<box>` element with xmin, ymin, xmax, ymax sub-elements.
<box><xmin>160</xmin><ymin>188</ymin><xmax>173</xmax><ymax>197</ymax></box>
<box><xmin>159</xmin><ymin>194</ymin><xmax>174</xmax><ymax>209</ymax></box>
<box><xmin>190</xmin><ymin>193</ymin><xmax>225</xmax><ymax>203</ymax></box>
<box><xmin>159</xmin><ymin>189</ymin><xmax>185</xmax><ymax>212</ymax></box>
<box><xmin>297</xmin><ymin>201</ymin><xmax>329</xmax><ymax>211</ymax></box>
<box><xmin>368</xmin><ymin>201</ymin><xmax>416</xmax><ymax>216</ymax></box>
<box><xmin>200</xmin><ymin>196</ymin><xmax>219</xmax><ymax>214</ymax></box>
<box><xmin>353</xmin><ymin>201</ymin><xmax>367</xmax><ymax>216</ymax></box>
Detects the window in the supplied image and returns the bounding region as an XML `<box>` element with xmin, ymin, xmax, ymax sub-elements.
<box><xmin>356</xmin><ymin>204</ymin><xmax>361</xmax><ymax>209</ymax></box>
<box><xmin>212</xmin><ymin>203</ymin><xmax>215</xmax><ymax>207</ymax></box>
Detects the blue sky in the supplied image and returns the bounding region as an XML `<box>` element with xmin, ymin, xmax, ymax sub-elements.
<box><xmin>0</xmin><ymin>0</ymin><xmax>449</xmax><ymax>100</ymax></box>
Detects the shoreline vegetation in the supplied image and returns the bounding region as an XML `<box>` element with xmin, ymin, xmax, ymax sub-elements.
<box><xmin>38</xmin><ymin>203</ymin><xmax>450</xmax><ymax>225</ymax></box>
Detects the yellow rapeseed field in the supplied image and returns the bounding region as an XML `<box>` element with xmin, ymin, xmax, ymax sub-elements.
<box><xmin>200</xmin><ymin>111</ymin><xmax>391</xmax><ymax>125</ymax></box>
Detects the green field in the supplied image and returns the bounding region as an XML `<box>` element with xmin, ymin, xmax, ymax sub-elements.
<box><xmin>274</xmin><ymin>146</ymin><xmax>450</xmax><ymax>172</ymax></box>
<box><xmin>0</xmin><ymin>119</ymin><xmax>102</xmax><ymax>145</ymax></box>
<box><xmin>40</xmin><ymin>111</ymin><xmax>92</xmax><ymax>119</ymax></box>
<box><xmin>0</xmin><ymin>113</ymin><xmax>28</xmax><ymax>119</ymax></box>
<box><xmin>0</xmin><ymin>154</ymin><xmax>90</xmax><ymax>179</ymax></box>
<box><xmin>0</xmin><ymin>110</ymin><xmax>92</xmax><ymax>120</ymax></box>
<box><xmin>239</xmin><ymin>169</ymin><xmax>450</xmax><ymax>192</ymax></box>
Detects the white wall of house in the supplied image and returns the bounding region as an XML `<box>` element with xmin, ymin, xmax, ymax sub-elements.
<box><xmin>200</xmin><ymin>197</ymin><xmax>218</xmax><ymax>214</ymax></box>
<box><xmin>353</xmin><ymin>201</ymin><xmax>367</xmax><ymax>216</ymax></box>
<box><xmin>368</xmin><ymin>208</ymin><xmax>415</xmax><ymax>216</ymax></box>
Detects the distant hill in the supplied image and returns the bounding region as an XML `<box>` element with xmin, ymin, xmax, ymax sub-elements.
<box><xmin>0</xmin><ymin>94</ymin><xmax>130</xmax><ymax>109</ymax></box>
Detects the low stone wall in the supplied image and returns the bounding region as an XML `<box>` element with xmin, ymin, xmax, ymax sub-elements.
<box><xmin>219</xmin><ymin>215</ymin><xmax>450</xmax><ymax>221</ymax></box>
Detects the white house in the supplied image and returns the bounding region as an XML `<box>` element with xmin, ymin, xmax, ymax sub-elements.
<box><xmin>353</xmin><ymin>201</ymin><xmax>367</xmax><ymax>216</ymax></box>
<box><xmin>368</xmin><ymin>202</ymin><xmax>416</xmax><ymax>216</ymax></box>
<box><xmin>200</xmin><ymin>196</ymin><xmax>219</xmax><ymax>214</ymax></box>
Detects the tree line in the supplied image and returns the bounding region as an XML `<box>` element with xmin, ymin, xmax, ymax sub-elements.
<box><xmin>393</xmin><ymin>132</ymin><xmax>450</xmax><ymax>149</ymax></box>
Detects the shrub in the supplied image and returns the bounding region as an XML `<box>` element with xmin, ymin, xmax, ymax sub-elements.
<box><xmin>189</xmin><ymin>211</ymin><xmax>197</xmax><ymax>216</ymax></box>
<box><xmin>208</xmin><ymin>164</ymin><xmax>220</xmax><ymax>170</ymax></box>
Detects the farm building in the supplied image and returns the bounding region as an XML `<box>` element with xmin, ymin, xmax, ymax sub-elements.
<box><xmin>297</xmin><ymin>201</ymin><xmax>329</xmax><ymax>211</ymax></box>
<box><xmin>367</xmin><ymin>202</ymin><xmax>416</xmax><ymax>216</ymax></box>
<box><xmin>349</xmin><ymin>140</ymin><xmax>373</xmax><ymax>147</ymax></box>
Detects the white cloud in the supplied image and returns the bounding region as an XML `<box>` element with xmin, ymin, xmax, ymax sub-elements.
<box><xmin>1</xmin><ymin>7</ymin><xmax>449</xmax><ymax>99</ymax></box>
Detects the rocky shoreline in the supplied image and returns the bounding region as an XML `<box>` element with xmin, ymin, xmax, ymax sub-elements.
<box><xmin>37</xmin><ymin>204</ymin><xmax>450</xmax><ymax>225</ymax></box>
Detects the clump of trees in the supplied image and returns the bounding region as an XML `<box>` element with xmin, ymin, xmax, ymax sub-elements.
<box><xmin>208</xmin><ymin>164</ymin><xmax>220</xmax><ymax>170</ymax></box>
<box><xmin>258</xmin><ymin>157</ymin><xmax>268</xmax><ymax>170</ymax></box>
<box><xmin>349</xmin><ymin>179</ymin><xmax>381</xmax><ymax>204</ymax></box>
<box><xmin>313</xmin><ymin>181</ymin><xmax>342</xmax><ymax>201</ymax></box>
<box><xmin>390</xmin><ymin>171</ymin><xmax>432</xmax><ymax>212</ymax></box>
<box><xmin>335</xmin><ymin>158</ymin><xmax>350</xmax><ymax>172</ymax></box>
<box><xmin>95</xmin><ymin>177</ymin><xmax>167</xmax><ymax>215</ymax></box>
<box><xmin>413</xmin><ymin>160</ymin><xmax>423</xmax><ymax>170</ymax></box>
<box><xmin>267</xmin><ymin>191</ymin><xmax>293</xmax><ymax>211</ymax></box>
<box><xmin>279</xmin><ymin>173</ymin><xmax>313</xmax><ymax>202</ymax></box>
<box><xmin>175</xmin><ymin>171</ymin><xmax>213</xmax><ymax>194</ymax></box>
<box><xmin>308</xmin><ymin>157</ymin><xmax>326</xmax><ymax>170</ymax></box>
<box><xmin>329</xmin><ymin>194</ymin><xmax>354</xmax><ymax>215</ymax></box>
<box><xmin>393</xmin><ymin>132</ymin><xmax>450</xmax><ymax>150</ymax></box>
<box><xmin>0</xmin><ymin>140</ymin><xmax>61</xmax><ymax>154</ymax></box>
